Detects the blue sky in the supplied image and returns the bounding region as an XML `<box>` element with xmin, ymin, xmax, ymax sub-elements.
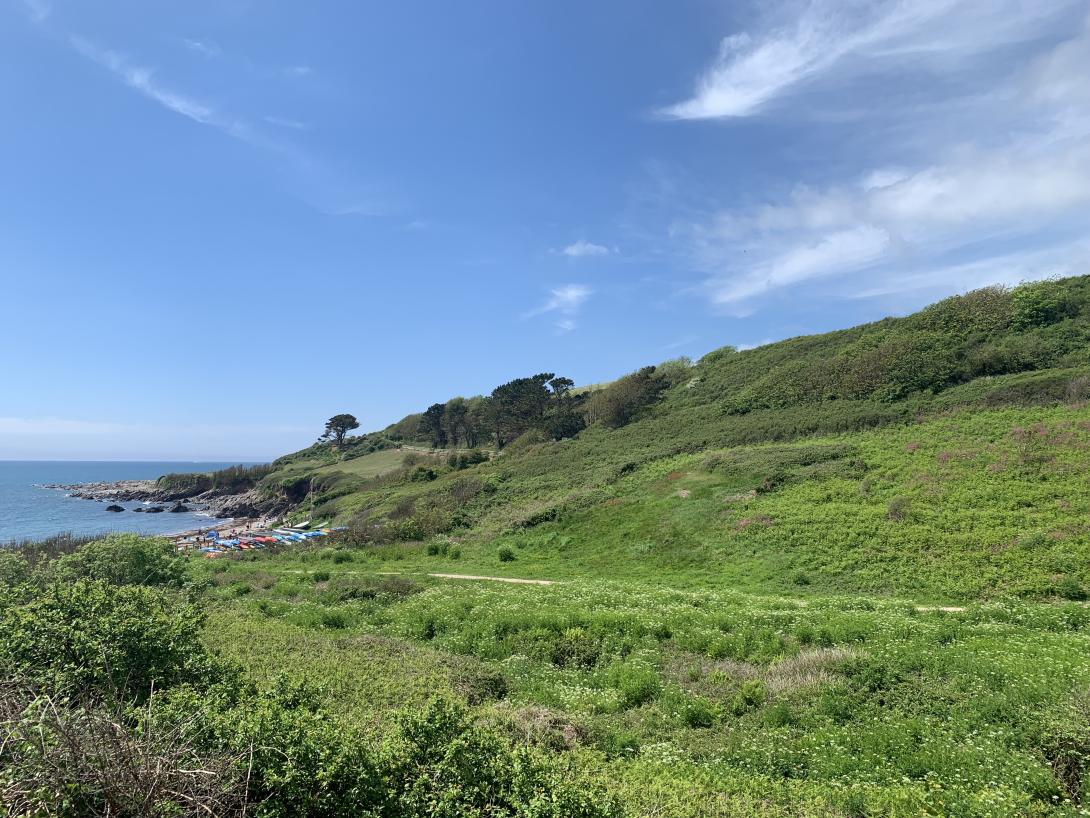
<box><xmin>2</xmin><ymin>0</ymin><xmax>1089</xmax><ymax>460</ymax></box>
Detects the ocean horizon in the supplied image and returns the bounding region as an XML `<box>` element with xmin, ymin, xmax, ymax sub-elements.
<box><xmin>0</xmin><ymin>460</ymin><xmax>258</xmax><ymax>543</ymax></box>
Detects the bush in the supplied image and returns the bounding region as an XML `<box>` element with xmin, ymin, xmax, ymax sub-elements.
<box><xmin>383</xmin><ymin>698</ymin><xmax>620</xmax><ymax>818</ymax></box>
<box><xmin>887</xmin><ymin>496</ymin><xmax>912</xmax><ymax>521</ymax></box>
<box><xmin>0</xmin><ymin>551</ymin><xmax>31</xmax><ymax>587</ymax></box>
<box><xmin>583</xmin><ymin>366</ymin><xmax>665</xmax><ymax>428</ymax></box>
<box><xmin>0</xmin><ymin>683</ymin><xmax>247</xmax><ymax>817</ymax></box>
<box><xmin>321</xmin><ymin>575</ymin><xmax>421</xmax><ymax>604</ymax></box>
<box><xmin>607</xmin><ymin>662</ymin><xmax>661</xmax><ymax>708</ymax></box>
<box><xmin>312</xmin><ymin>569</ymin><xmax>331</xmax><ymax>583</ymax></box>
<box><xmin>498</xmin><ymin>546</ymin><xmax>516</xmax><ymax>563</ymax></box>
<box><xmin>1012</xmin><ymin>280</ymin><xmax>1079</xmax><ymax>330</ymax></box>
<box><xmin>1054</xmin><ymin>576</ymin><xmax>1088</xmax><ymax>602</ymax></box>
<box><xmin>730</xmin><ymin>679</ymin><xmax>766</xmax><ymax>716</ymax></box>
<box><xmin>0</xmin><ymin>581</ymin><xmax>226</xmax><ymax>700</ymax></box>
<box><xmin>156</xmin><ymin>679</ymin><xmax>384</xmax><ymax>817</ymax></box>
<box><xmin>681</xmin><ymin>697</ymin><xmax>718</xmax><ymax>728</ymax></box>
<box><xmin>50</xmin><ymin>534</ymin><xmax>186</xmax><ymax>588</ymax></box>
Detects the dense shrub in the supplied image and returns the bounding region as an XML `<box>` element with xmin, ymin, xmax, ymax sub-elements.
<box><xmin>583</xmin><ymin>366</ymin><xmax>667</xmax><ymax>428</ymax></box>
<box><xmin>154</xmin><ymin>679</ymin><xmax>384</xmax><ymax>818</ymax></box>
<box><xmin>50</xmin><ymin>534</ymin><xmax>186</xmax><ymax>588</ymax></box>
<box><xmin>0</xmin><ymin>581</ymin><xmax>225</xmax><ymax>699</ymax></box>
<box><xmin>157</xmin><ymin>463</ymin><xmax>274</xmax><ymax>496</ymax></box>
<box><xmin>1012</xmin><ymin>280</ymin><xmax>1080</xmax><ymax>330</ymax></box>
<box><xmin>382</xmin><ymin>698</ymin><xmax>620</xmax><ymax>818</ymax></box>
<box><xmin>0</xmin><ymin>683</ymin><xmax>247</xmax><ymax>818</ymax></box>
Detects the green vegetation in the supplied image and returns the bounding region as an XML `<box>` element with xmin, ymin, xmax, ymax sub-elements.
<box><xmin>5</xmin><ymin>276</ymin><xmax>1090</xmax><ymax>814</ymax></box>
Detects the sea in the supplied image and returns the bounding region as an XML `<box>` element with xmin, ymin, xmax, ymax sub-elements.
<box><xmin>0</xmin><ymin>461</ymin><xmax>254</xmax><ymax>543</ymax></box>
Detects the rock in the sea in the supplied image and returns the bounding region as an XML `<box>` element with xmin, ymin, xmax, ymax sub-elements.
<box><xmin>169</xmin><ymin>502</ymin><xmax>190</xmax><ymax>513</ymax></box>
<box><xmin>105</xmin><ymin>504</ymin><xmax>125</xmax><ymax>512</ymax></box>
<box><xmin>146</xmin><ymin>506</ymin><xmax>165</xmax><ymax>514</ymax></box>
<box><xmin>133</xmin><ymin>507</ymin><xmax>144</xmax><ymax>512</ymax></box>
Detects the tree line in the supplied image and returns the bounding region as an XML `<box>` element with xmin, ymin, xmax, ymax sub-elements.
<box><xmin>404</xmin><ymin>363</ymin><xmax>692</xmax><ymax>449</ymax></box>
<box><xmin>318</xmin><ymin>361</ymin><xmax>694</xmax><ymax>453</ymax></box>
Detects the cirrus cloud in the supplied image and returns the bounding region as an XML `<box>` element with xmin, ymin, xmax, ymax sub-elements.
<box><xmin>663</xmin><ymin>2</ymin><xmax>1090</xmax><ymax>313</ymax></box>
<box><xmin>523</xmin><ymin>284</ymin><xmax>593</xmax><ymax>332</ymax></box>
<box><xmin>560</xmin><ymin>240</ymin><xmax>613</xmax><ymax>258</ymax></box>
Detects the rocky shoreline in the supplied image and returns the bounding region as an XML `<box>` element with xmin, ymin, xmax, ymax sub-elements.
<box><xmin>42</xmin><ymin>479</ymin><xmax>285</xmax><ymax>521</ymax></box>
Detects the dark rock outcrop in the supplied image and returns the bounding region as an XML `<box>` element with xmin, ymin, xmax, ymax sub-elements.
<box><xmin>48</xmin><ymin>477</ymin><xmax>287</xmax><ymax>523</ymax></box>
<box><xmin>105</xmin><ymin>504</ymin><xmax>124</xmax><ymax>512</ymax></box>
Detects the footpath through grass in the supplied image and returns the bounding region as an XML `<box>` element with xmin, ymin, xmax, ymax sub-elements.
<box><xmin>182</xmin><ymin>400</ymin><xmax>1090</xmax><ymax>815</ymax></box>
<box><xmin>196</xmin><ymin>556</ymin><xmax>1090</xmax><ymax>817</ymax></box>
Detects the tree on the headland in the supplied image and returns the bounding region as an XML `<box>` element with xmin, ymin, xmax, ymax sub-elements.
<box><xmin>381</xmin><ymin>373</ymin><xmax>587</xmax><ymax>449</ymax></box>
<box><xmin>442</xmin><ymin>397</ymin><xmax>469</xmax><ymax>448</ymax></box>
<box><xmin>544</xmin><ymin>376</ymin><xmax>583</xmax><ymax>439</ymax></box>
<box><xmin>320</xmin><ymin>414</ymin><xmax>360</xmax><ymax>446</ymax></box>
<box><xmin>489</xmin><ymin>373</ymin><xmax>555</xmax><ymax>448</ymax></box>
<box><xmin>420</xmin><ymin>403</ymin><xmax>448</xmax><ymax>449</ymax></box>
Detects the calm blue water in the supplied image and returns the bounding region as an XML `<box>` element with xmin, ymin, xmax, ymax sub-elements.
<box><xmin>0</xmin><ymin>461</ymin><xmax>254</xmax><ymax>543</ymax></box>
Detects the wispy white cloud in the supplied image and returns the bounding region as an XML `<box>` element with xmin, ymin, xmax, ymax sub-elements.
<box><xmin>65</xmin><ymin>35</ymin><xmax>382</xmax><ymax>217</ymax></box>
<box><xmin>524</xmin><ymin>284</ymin><xmax>593</xmax><ymax>331</ymax></box>
<box><xmin>285</xmin><ymin>65</ymin><xmax>313</xmax><ymax>77</ymax></box>
<box><xmin>662</xmin><ymin>334</ymin><xmax>699</xmax><ymax>351</ymax></box>
<box><xmin>320</xmin><ymin>202</ymin><xmax>385</xmax><ymax>217</ymax></box>
<box><xmin>845</xmin><ymin>239</ymin><xmax>1090</xmax><ymax>301</ymax></box>
<box><xmin>264</xmin><ymin>115</ymin><xmax>311</xmax><ymax>131</ymax></box>
<box><xmin>709</xmin><ymin>225</ymin><xmax>890</xmax><ymax>305</ymax></box>
<box><xmin>560</xmin><ymin>240</ymin><xmax>612</xmax><ymax>257</ymax></box>
<box><xmin>181</xmin><ymin>38</ymin><xmax>220</xmax><ymax>58</ymax></box>
<box><xmin>71</xmin><ymin>36</ymin><xmax>216</xmax><ymax>125</ymax></box>
<box><xmin>663</xmin><ymin>0</ymin><xmax>1083</xmax><ymax>119</ymax></box>
<box><xmin>665</xmin><ymin>5</ymin><xmax>1090</xmax><ymax>311</ymax></box>
<box><xmin>690</xmin><ymin>135</ymin><xmax>1090</xmax><ymax>306</ymax></box>
<box><xmin>20</xmin><ymin>0</ymin><xmax>49</xmax><ymax>22</ymax></box>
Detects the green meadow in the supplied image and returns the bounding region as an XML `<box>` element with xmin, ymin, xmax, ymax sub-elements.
<box><xmin>4</xmin><ymin>277</ymin><xmax>1090</xmax><ymax>815</ymax></box>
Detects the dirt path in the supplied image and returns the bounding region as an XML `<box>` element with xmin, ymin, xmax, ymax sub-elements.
<box><xmin>283</xmin><ymin>568</ymin><xmax>559</xmax><ymax>586</ymax></box>
<box><xmin>281</xmin><ymin>568</ymin><xmax>975</xmax><ymax>602</ymax></box>
<box><xmin>425</xmin><ymin>572</ymin><xmax>557</xmax><ymax>586</ymax></box>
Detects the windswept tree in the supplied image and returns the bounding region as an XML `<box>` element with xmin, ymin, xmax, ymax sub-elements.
<box><xmin>420</xmin><ymin>403</ymin><xmax>448</xmax><ymax>449</ymax></box>
<box><xmin>489</xmin><ymin>373</ymin><xmax>555</xmax><ymax>447</ymax></box>
<box><xmin>443</xmin><ymin>397</ymin><xmax>469</xmax><ymax>448</ymax></box>
<box><xmin>544</xmin><ymin>376</ymin><xmax>583</xmax><ymax>440</ymax></box>
<box><xmin>320</xmin><ymin>413</ymin><xmax>360</xmax><ymax>446</ymax></box>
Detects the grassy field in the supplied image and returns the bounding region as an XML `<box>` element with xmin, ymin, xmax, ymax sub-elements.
<box><xmin>193</xmin><ymin>555</ymin><xmax>1090</xmax><ymax>816</ymax></box>
<box><xmin>245</xmin><ymin>404</ymin><xmax>1090</xmax><ymax>603</ymax></box>
<box><xmin>8</xmin><ymin>280</ymin><xmax>1090</xmax><ymax>815</ymax></box>
<box><xmin>176</xmin><ymin>392</ymin><xmax>1090</xmax><ymax>815</ymax></box>
<box><xmin>314</xmin><ymin>447</ymin><xmax>412</xmax><ymax>479</ymax></box>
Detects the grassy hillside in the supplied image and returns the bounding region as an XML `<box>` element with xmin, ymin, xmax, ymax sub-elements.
<box><xmin>236</xmin><ymin>277</ymin><xmax>1090</xmax><ymax>604</ymax></box>
<box><xmin>6</xmin><ymin>277</ymin><xmax>1090</xmax><ymax>816</ymax></box>
<box><xmin>192</xmin><ymin>568</ymin><xmax>1090</xmax><ymax>817</ymax></box>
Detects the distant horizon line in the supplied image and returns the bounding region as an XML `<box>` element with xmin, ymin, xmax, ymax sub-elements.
<box><xmin>0</xmin><ymin>458</ymin><xmax>271</xmax><ymax>464</ymax></box>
